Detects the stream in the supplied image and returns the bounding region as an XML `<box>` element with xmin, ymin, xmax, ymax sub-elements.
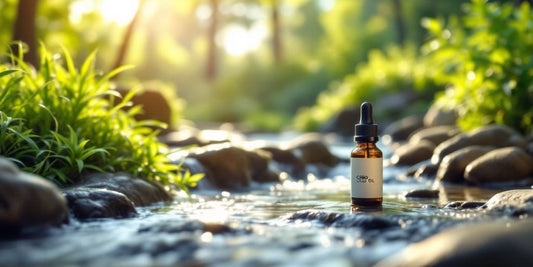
<box><xmin>0</xmin><ymin>135</ymin><xmax>512</xmax><ymax>266</ymax></box>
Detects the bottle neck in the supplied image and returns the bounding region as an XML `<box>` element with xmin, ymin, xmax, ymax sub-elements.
<box><xmin>355</xmin><ymin>142</ymin><xmax>377</xmax><ymax>148</ymax></box>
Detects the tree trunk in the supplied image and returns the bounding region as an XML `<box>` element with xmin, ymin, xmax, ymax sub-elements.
<box><xmin>392</xmin><ymin>0</ymin><xmax>405</xmax><ymax>46</ymax></box>
<box><xmin>111</xmin><ymin>0</ymin><xmax>145</xmax><ymax>76</ymax></box>
<box><xmin>271</xmin><ymin>0</ymin><xmax>282</xmax><ymax>64</ymax></box>
<box><xmin>11</xmin><ymin>0</ymin><xmax>39</xmax><ymax>67</ymax></box>
<box><xmin>206</xmin><ymin>0</ymin><xmax>218</xmax><ymax>80</ymax></box>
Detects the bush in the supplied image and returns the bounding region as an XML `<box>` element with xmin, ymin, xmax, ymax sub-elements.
<box><xmin>424</xmin><ymin>0</ymin><xmax>533</xmax><ymax>134</ymax></box>
<box><xmin>0</xmin><ymin>45</ymin><xmax>201</xmax><ymax>191</ymax></box>
<box><xmin>294</xmin><ymin>45</ymin><xmax>439</xmax><ymax>131</ymax></box>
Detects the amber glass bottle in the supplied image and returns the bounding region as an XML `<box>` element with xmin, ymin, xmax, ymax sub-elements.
<box><xmin>350</xmin><ymin>102</ymin><xmax>383</xmax><ymax>207</ymax></box>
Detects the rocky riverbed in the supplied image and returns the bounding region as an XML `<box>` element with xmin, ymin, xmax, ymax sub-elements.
<box><xmin>1</xmin><ymin>125</ymin><xmax>533</xmax><ymax>266</ymax></box>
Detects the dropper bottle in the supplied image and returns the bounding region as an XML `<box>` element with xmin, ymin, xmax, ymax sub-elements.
<box><xmin>350</xmin><ymin>102</ymin><xmax>383</xmax><ymax>208</ymax></box>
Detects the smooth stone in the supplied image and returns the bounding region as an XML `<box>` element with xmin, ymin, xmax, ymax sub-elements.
<box><xmin>404</xmin><ymin>189</ymin><xmax>439</xmax><ymax>199</ymax></box>
<box><xmin>423</xmin><ymin>102</ymin><xmax>458</xmax><ymax>127</ymax></box>
<box><xmin>288</xmin><ymin>134</ymin><xmax>339</xmax><ymax>167</ymax></box>
<box><xmin>482</xmin><ymin>189</ymin><xmax>533</xmax><ymax>211</ymax></box>
<box><xmin>403</xmin><ymin>159</ymin><xmax>433</xmax><ymax>177</ymax></box>
<box><xmin>444</xmin><ymin>201</ymin><xmax>485</xmax><ymax>209</ymax></box>
<box><xmin>391</xmin><ymin>140</ymin><xmax>435</xmax><ymax>166</ymax></box>
<box><xmin>432</xmin><ymin>124</ymin><xmax>527</xmax><ymax>164</ymax></box>
<box><xmin>190</xmin><ymin>145</ymin><xmax>279</xmax><ymax>190</ymax></box>
<box><xmin>435</xmin><ymin>146</ymin><xmax>492</xmax><ymax>183</ymax></box>
<box><xmin>81</xmin><ymin>173</ymin><xmax>171</xmax><ymax>206</ymax></box>
<box><xmin>376</xmin><ymin>218</ymin><xmax>533</xmax><ymax>267</ymax></box>
<box><xmin>64</xmin><ymin>188</ymin><xmax>137</xmax><ymax>219</ymax></box>
<box><xmin>383</xmin><ymin>114</ymin><xmax>425</xmax><ymax>143</ymax></box>
<box><xmin>283</xmin><ymin>210</ymin><xmax>398</xmax><ymax>230</ymax></box>
<box><xmin>408</xmin><ymin>126</ymin><xmax>460</xmax><ymax>146</ymax></box>
<box><xmin>116</xmin><ymin>88</ymin><xmax>173</xmax><ymax>133</ymax></box>
<box><xmin>0</xmin><ymin>158</ymin><xmax>69</xmax><ymax>233</ymax></box>
<box><xmin>413</xmin><ymin>162</ymin><xmax>439</xmax><ymax>179</ymax></box>
<box><xmin>259</xmin><ymin>146</ymin><xmax>306</xmax><ymax>177</ymax></box>
<box><xmin>464</xmin><ymin>147</ymin><xmax>533</xmax><ymax>184</ymax></box>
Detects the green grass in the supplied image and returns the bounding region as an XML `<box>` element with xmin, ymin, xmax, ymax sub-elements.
<box><xmin>0</xmin><ymin>44</ymin><xmax>202</xmax><ymax>191</ymax></box>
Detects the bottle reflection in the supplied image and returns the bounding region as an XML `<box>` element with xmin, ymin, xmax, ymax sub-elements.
<box><xmin>350</xmin><ymin>205</ymin><xmax>383</xmax><ymax>214</ymax></box>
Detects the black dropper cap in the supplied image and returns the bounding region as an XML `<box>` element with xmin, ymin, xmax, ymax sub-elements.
<box><xmin>354</xmin><ymin>102</ymin><xmax>378</xmax><ymax>142</ymax></box>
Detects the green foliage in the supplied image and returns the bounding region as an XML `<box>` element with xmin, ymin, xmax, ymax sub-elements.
<box><xmin>0</xmin><ymin>45</ymin><xmax>201</xmax><ymax>189</ymax></box>
<box><xmin>424</xmin><ymin>0</ymin><xmax>533</xmax><ymax>134</ymax></box>
<box><xmin>294</xmin><ymin>45</ymin><xmax>439</xmax><ymax>131</ymax></box>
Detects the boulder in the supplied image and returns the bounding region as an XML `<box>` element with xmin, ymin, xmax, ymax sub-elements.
<box><xmin>0</xmin><ymin>158</ymin><xmax>69</xmax><ymax>233</ymax></box>
<box><xmin>377</xmin><ymin>218</ymin><xmax>533</xmax><ymax>267</ymax></box>
<box><xmin>190</xmin><ymin>145</ymin><xmax>279</xmax><ymax>190</ymax></box>
<box><xmin>81</xmin><ymin>173</ymin><xmax>171</xmax><ymax>206</ymax></box>
<box><xmin>464</xmin><ymin>147</ymin><xmax>533</xmax><ymax>184</ymax></box>
<box><xmin>64</xmin><ymin>188</ymin><xmax>137</xmax><ymax>219</ymax></box>
<box><xmin>404</xmin><ymin>188</ymin><xmax>439</xmax><ymax>199</ymax></box>
<box><xmin>288</xmin><ymin>134</ymin><xmax>339</xmax><ymax>167</ymax></box>
<box><xmin>391</xmin><ymin>140</ymin><xmax>435</xmax><ymax>166</ymax></box>
<box><xmin>259</xmin><ymin>147</ymin><xmax>306</xmax><ymax>177</ymax></box>
<box><xmin>432</xmin><ymin>124</ymin><xmax>527</xmax><ymax>164</ymax></box>
<box><xmin>435</xmin><ymin>146</ymin><xmax>492</xmax><ymax>183</ymax></box>
<box><xmin>413</xmin><ymin>162</ymin><xmax>439</xmax><ymax>179</ymax></box>
<box><xmin>482</xmin><ymin>189</ymin><xmax>533</xmax><ymax>211</ymax></box>
<box><xmin>423</xmin><ymin>102</ymin><xmax>458</xmax><ymax>127</ymax></box>
<box><xmin>383</xmin><ymin>115</ymin><xmax>425</xmax><ymax>144</ymax></box>
<box><xmin>408</xmin><ymin>126</ymin><xmax>460</xmax><ymax>146</ymax></box>
<box><xmin>117</xmin><ymin>88</ymin><xmax>172</xmax><ymax>133</ymax></box>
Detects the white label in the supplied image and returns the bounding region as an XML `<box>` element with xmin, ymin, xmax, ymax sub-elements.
<box><xmin>350</xmin><ymin>158</ymin><xmax>383</xmax><ymax>198</ymax></box>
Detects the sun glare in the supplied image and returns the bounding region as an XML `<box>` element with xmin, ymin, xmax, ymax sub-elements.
<box><xmin>222</xmin><ymin>23</ymin><xmax>267</xmax><ymax>56</ymax></box>
<box><xmin>69</xmin><ymin>0</ymin><xmax>140</xmax><ymax>26</ymax></box>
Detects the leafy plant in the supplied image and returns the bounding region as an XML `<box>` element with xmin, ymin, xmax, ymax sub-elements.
<box><xmin>0</xmin><ymin>44</ymin><xmax>201</xmax><ymax>189</ymax></box>
<box><xmin>423</xmin><ymin>0</ymin><xmax>533</xmax><ymax>134</ymax></box>
<box><xmin>294</xmin><ymin>45</ymin><xmax>439</xmax><ymax>131</ymax></box>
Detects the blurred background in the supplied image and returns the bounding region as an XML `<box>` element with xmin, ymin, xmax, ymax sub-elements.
<box><xmin>2</xmin><ymin>0</ymin><xmax>531</xmax><ymax>133</ymax></box>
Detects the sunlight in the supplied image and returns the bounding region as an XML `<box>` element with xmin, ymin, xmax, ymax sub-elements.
<box><xmin>69</xmin><ymin>0</ymin><xmax>140</xmax><ymax>25</ymax></box>
<box><xmin>100</xmin><ymin>0</ymin><xmax>140</xmax><ymax>25</ymax></box>
<box><xmin>222</xmin><ymin>23</ymin><xmax>267</xmax><ymax>56</ymax></box>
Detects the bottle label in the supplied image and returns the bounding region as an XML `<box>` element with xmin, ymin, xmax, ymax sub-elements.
<box><xmin>350</xmin><ymin>158</ymin><xmax>383</xmax><ymax>198</ymax></box>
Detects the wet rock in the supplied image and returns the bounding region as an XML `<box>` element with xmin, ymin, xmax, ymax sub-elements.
<box><xmin>403</xmin><ymin>159</ymin><xmax>433</xmax><ymax>177</ymax></box>
<box><xmin>383</xmin><ymin>115</ymin><xmax>425</xmax><ymax>143</ymax></box>
<box><xmin>413</xmin><ymin>161</ymin><xmax>439</xmax><ymax>179</ymax></box>
<box><xmin>0</xmin><ymin>158</ymin><xmax>69</xmax><ymax>233</ymax></box>
<box><xmin>404</xmin><ymin>189</ymin><xmax>439</xmax><ymax>199</ymax></box>
<box><xmin>391</xmin><ymin>140</ymin><xmax>435</xmax><ymax>165</ymax></box>
<box><xmin>436</xmin><ymin>146</ymin><xmax>492</xmax><ymax>183</ymax></box>
<box><xmin>64</xmin><ymin>188</ymin><xmax>137</xmax><ymax>219</ymax></box>
<box><xmin>190</xmin><ymin>145</ymin><xmax>279</xmax><ymax>190</ymax></box>
<box><xmin>81</xmin><ymin>173</ymin><xmax>171</xmax><ymax>206</ymax></box>
<box><xmin>283</xmin><ymin>210</ymin><xmax>398</xmax><ymax>230</ymax></box>
<box><xmin>482</xmin><ymin>189</ymin><xmax>533</xmax><ymax>211</ymax></box>
<box><xmin>408</xmin><ymin>126</ymin><xmax>460</xmax><ymax>146</ymax></box>
<box><xmin>288</xmin><ymin>134</ymin><xmax>339</xmax><ymax>167</ymax></box>
<box><xmin>432</xmin><ymin>124</ymin><xmax>527</xmax><ymax>164</ymax></box>
<box><xmin>259</xmin><ymin>147</ymin><xmax>305</xmax><ymax>177</ymax></box>
<box><xmin>423</xmin><ymin>102</ymin><xmax>458</xmax><ymax>127</ymax></box>
<box><xmin>444</xmin><ymin>201</ymin><xmax>485</xmax><ymax>209</ymax></box>
<box><xmin>319</xmin><ymin>106</ymin><xmax>359</xmax><ymax>136</ymax></box>
<box><xmin>459</xmin><ymin>201</ymin><xmax>485</xmax><ymax>209</ymax></box>
<box><xmin>377</xmin><ymin>218</ymin><xmax>533</xmax><ymax>267</ymax></box>
<box><xmin>464</xmin><ymin>147</ymin><xmax>533</xmax><ymax>184</ymax></box>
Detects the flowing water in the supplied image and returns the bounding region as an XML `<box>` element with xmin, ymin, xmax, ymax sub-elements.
<box><xmin>0</xmin><ymin>136</ymin><xmax>510</xmax><ymax>266</ymax></box>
